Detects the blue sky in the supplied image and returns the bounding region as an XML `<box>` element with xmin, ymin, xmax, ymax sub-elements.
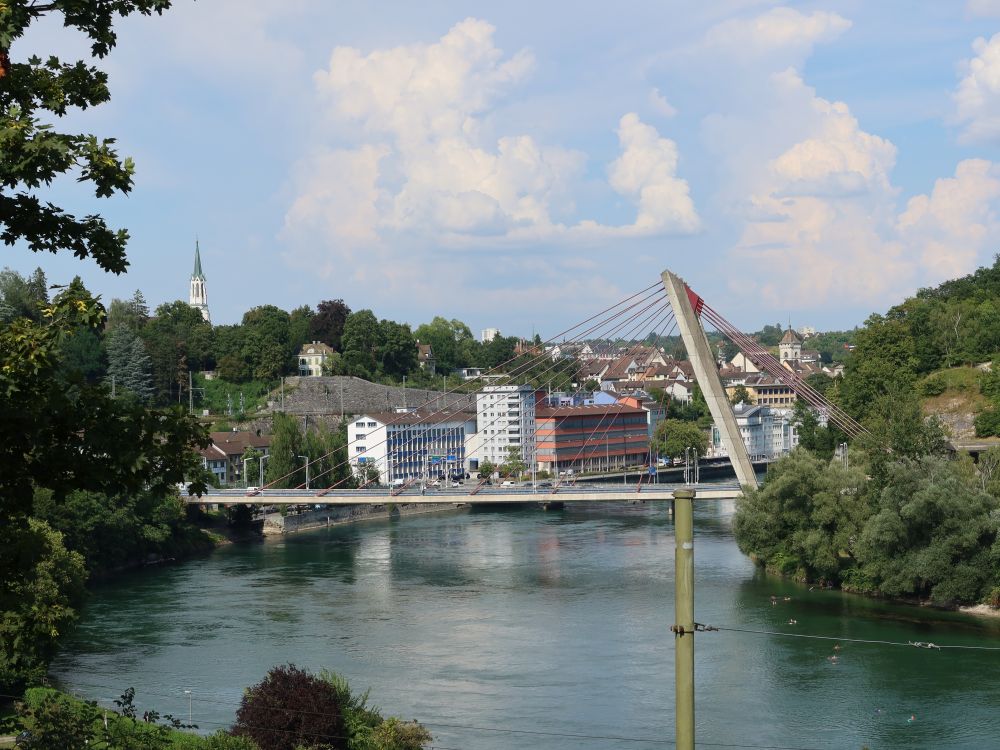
<box><xmin>10</xmin><ymin>0</ymin><xmax>1000</xmax><ymax>337</ymax></box>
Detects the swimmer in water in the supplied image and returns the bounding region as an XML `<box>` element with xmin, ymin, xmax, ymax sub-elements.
<box><xmin>783</xmin><ymin>596</ymin><xmax>791</xmax><ymax>601</ymax></box>
<box><xmin>827</xmin><ymin>655</ymin><xmax>838</xmax><ymax>663</ymax></box>
<box><xmin>833</xmin><ymin>644</ymin><xmax>841</xmax><ymax>651</ymax></box>
<box><xmin>787</xmin><ymin>619</ymin><xmax>797</xmax><ymax>625</ymax></box>
<box><xmin>908</xmin><ymin>715</ymin><xmax>916</xmax><ymax>723</ymax></box>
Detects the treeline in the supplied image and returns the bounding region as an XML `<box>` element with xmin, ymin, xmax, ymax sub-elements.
<box><xmin>0</xmin><ymin>269</ymin><xmax>575</xmax><ymax>410</ymax></box>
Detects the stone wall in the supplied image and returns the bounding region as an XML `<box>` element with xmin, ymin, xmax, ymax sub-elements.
<box><xmin>263</xmin><ymin>502</ymin><xmax>462</xmax><ymax>534</ymax></box>
<box><xmin>271</xmin><ymin>376</ymin><xmax>475</xmax><ymax>418</ymax></box>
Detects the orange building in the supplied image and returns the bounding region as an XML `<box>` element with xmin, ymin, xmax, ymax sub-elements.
<box><xmin>535</xmin><ymin>404</ymin><xmax>650</xmax><ymax>474</ymax></box>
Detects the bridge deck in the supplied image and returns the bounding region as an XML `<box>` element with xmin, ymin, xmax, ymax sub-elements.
<box><xmin>191</xmin><ymin>483</ymin><xmax>743</xmax><ymax>505</ymax></box>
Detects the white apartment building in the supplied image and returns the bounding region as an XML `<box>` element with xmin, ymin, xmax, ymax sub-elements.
<box><xmin>348</xmin><ymin>410</ymin><xmax>477</xmax><ymax>485</ymax></box>
<box><xmin>481</xmin><ymin>327</ymin><xmax>500</xmax><ymax>343</ymax></box>
<box><xmin>710</xmin><ymin>404</ymin><xmax>798</xmax><ymax>461</ymax></box>
<box><xmin>476</xmin><ymin>384</ymin><xmax>536</xmax><ymax>469</ymax></box>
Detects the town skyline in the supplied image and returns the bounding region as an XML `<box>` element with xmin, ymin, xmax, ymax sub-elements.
<box><xmin>8</xmin><ymin>1</ymin><xmax>1000</xmax><ymax>335</ymax></box>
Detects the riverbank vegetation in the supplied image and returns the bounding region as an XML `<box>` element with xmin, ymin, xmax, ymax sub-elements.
<box><xmin>12</xmin><ymin>666</ymin><xmax>430</xmax><ymax>749</ymax></box>
<box><xmin>735</xmin><ymin>391</ymin><xmax>1000</xmax><ymax>607</ymax></box>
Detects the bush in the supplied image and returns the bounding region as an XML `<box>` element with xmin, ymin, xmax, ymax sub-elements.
<box><xmin>975</xmin><ymin>409</ymin><xmax>1000</xmax><ymax>437</ymax></box>
<box><xmin>920</xmin><ymin>374</ymin><xmax>946</xmax><ymax>396</ymax></box>
<box><xmin>232</xmin><ymin>664</ymin><xmax>347</xmax><ymax>750</ymax></box>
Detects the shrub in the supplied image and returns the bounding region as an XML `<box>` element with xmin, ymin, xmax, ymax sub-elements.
<box><xmin>232</xmin><ymin>664</ymin><xmax>347</xmax><ymax>750</ymax></box>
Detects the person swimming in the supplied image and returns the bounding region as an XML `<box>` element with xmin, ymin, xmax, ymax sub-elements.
<box><xmin>908</xmin><ymin>715</ymin><xmax>916</xmax><ymax>723</ymax></box>
<box><xmin>787</xmin><ymin>618</ymin><xmax>797</xmax><ymax>625</ymax></box>
<box><xmin>827</xmin><ymin>655</ymin><xmax>838</xmax><ymax>663</ymax></box>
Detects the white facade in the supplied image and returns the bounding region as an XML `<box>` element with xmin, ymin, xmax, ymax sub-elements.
<box><xmin>710</xmin><ymin>404</ymin><xmax>798</xmax><ymax>461</ymax></box>
<box><xmin>475</xmin><ymin>384</ymin><xmax>536</xmax><ymax>469</ymax></box>
<box><xmin>188</xmin><ymin>240</ymin><xmax>210</xmax><ymax>323</ymax></box>
<box><xmin>481</xmin><ymin>327</ymin><xmax>500</xmax><ymax>343</ymax></box>
<box><xmin>348</xmin><ymin>411</ymin><xmax>477</xmax><ymax>485</ymax></box>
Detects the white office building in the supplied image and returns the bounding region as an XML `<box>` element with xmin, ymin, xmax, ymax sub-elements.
<box><xmin>481</xmin><ymin>327</ymin><xmax>500</xmax><ymax>343</ymax></box>
<box><xmin>710</xmin><ymin>404</ymin><xmax>798</xmax><ymax>461</ymax></box>
<box><xmin>476</xmin><ymin>384</ymin><xmax>536</xmax><ymax>469</ymax></box>
<box><xmin>348</xmin><ymin>410</ymin><xmax>477</xmax><ymax>485</ymax></box>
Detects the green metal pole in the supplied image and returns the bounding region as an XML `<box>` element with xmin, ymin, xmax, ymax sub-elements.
<box><xmin>673</xmin><ymin>488</ymin><xmax>695</xmax><ymax>750</ymax></box>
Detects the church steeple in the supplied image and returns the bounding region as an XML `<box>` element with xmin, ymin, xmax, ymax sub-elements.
<box><xmin>193</xmin><ymin>239</ymin><xmax>205</xmax><ymax>279</ymax></box>
<box><xmin>189</xmin><ymin>239</ymin><xmax>210</xmax><ymax>324</ymax></box>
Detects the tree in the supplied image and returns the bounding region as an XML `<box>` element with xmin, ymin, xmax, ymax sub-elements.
<box><xmin>733</xmin><ymin>450</ymin><xmax>869</xmax><ymax>582</ymax></box>
<box><xmin>0</xmin><ymin>519</ymin><xmax>87</xmax><ymax>692</ymax></box>
<box><xmin>106</xmin><ymin>289</ymin><xmax>149</xmax><ymax>332</ymax></box>
<box><xmin>1</xmin><ymin>0</ymin><xmax>176</xmax><ymax>274</ymax></box>
<box><xmin>0</xmin><ymin>267</ymin><xmax>48</xmax><ymax>322</ymax></box>
<box><xmin>477</xmin><ymin>460</ymin><xmax>497</xmax><ymax>479</ymax></box>
<box><xmin>105</xmin><ymin>325</ymin><xmax>154</xmax><ymax>401</ymax></box>
<box><xmin>232</xmin><ymin>664</ymin><xmax>348</xmax><ymax>750</ymax></box>
<box><xmin>729</xmin><ymin>384</ymin><xmax>754</xmax><ymax>405</ymax></box>
<box><xmin>839</xmin><ymin>312</ymin><xmax>917</xmax><ymax>420</ymax></box>
<box><xmin>265</xmin><ymin>413</ymin><xmax>304</xmax><ymax>489</ymax></box>
<box><xmin>499</xmin><ymin>445</ymin><xmax>526</xmax><ymax>478</ymax></box>
<box><xmin>288</xmin><ymin>304</ymin><xmax>314</xmax><ymax>359</ymax></box>
<box><xmin>653</xmin><ymin>419</ymin><xmax>707</xmax><ymax>460</ymax></box>
<box><xmin>341</xmin><ymin>309</ymin><xmax>380</xmax><ymax>377</ymax></box>
<box><xmin>310</xmin><ymin>299</ymin><xmax>351</xmax><ymax>351</ymax></box>
<box><xmin>142</xmin><ymin>300</ymin><xmax>213</xmax><ymax>403</ymax></box>
<box><xmin>378</xmin><ymin>319</ymin><xmax>417</xmax><ymax>378</ymax></box>
<box><xmin>857</xmin><ymin>457</ymin><xmax>999</xmax><ymax>605</ymax></box>
<box><xmin>239</xmin><ymin>305</ymin><xmax>293</xmax><ymax>381</ymax></box>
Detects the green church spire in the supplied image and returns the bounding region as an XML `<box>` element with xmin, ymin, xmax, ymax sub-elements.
<box><xmin>192</xmin><ymin>239</ymin><xmax>205</xmax><ymax>279</ymax></box>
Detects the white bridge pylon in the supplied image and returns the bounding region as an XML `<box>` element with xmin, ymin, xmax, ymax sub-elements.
<box><xmin>661</xmin><ymin>270</ymin><xmax>759</xmax><ymax>491</ymax></box>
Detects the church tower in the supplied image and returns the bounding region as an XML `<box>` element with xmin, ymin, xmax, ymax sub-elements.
<box><xmin>189</xmin><ymin>240</ymin><xmax>210</xmax><ymax>323</ymax></box>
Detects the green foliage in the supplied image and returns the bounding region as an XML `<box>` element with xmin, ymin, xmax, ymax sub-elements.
<box><xmin>317</xmin><ymin>671</ymin><xmax>431</xmax><ymax>750</ymax></box>
<box><xmin>839</xmin><ymin>312</ymin><xmax>918</xmax><ymax>419</ymax></box>
<box><xmin>141</xmin><ymin>300</ymin><xmax>213</xmax><ymax>403</ymax></box>
<box><xmin>734</xmin><ymin>451</ymin><xmax>869</xmax><ymax>583</ymax></box>
<box><xmin>1</xmin><ymin>1</ymin><xmax>175</xmax><ymax>273</ymax></box>
<box><xmin>18</xmin><ymin>686</ymin><xmax>252</xmax><ymax>749</ymax></box>
<box><xmin>857</xmin><ymin>457</ymin><xmax>999</xmax><ymax>605</ymax></box>
<box><xmin>106</xmin><ymin>325</ymin><xmax>154</xmax><ymax>401</ymax></box>
<box><xmin>653</xmin><ymin>419</ymin><xmax>707</xmax><ymax>459</ymax></box>
<box><xmin>477</xmin><ymin>460</ymin><xmax>497</xmax><ymax>479</ymax></box>
<box><xmin>232</xmin><ymin>664</ymin><xmax>347</xmax><ymax>750</ymax></box>
<box><xmin>241</xmin><ymin>305</ymin><xmax>294</xmax><ymax>381</ymax></box>
<box><xmin>499</xmin><ymin>445</ymin><xmax>526</xmax><ymax>478</ymax></box>
<box><xmin>857</xmin><ymin>391</ymin><xmax>950</xmax><ymax>490</ymax></box>
<box><xmin>729</xmin><ymin>384</ymin><xmax>754</xmax><ymax>405</ymax></box>
<box><xmin>0</xmin><ymin>520</ymin><xmax>87</xmax><ymax>692</ymax></box>
<box><xmin>0</xmin><ymin>267</ymin><xmax>48</xmax><ymax>323</ymax></box>
<box><xmin>17</xmin><ymin>687</ymin><xmax>99</xmax><ymax>749</ymax></box>
<box><xmin>32</xmin><ymin>487</ymin><xmax>212</xmax><ymax>575</ymax></box>
<box><xmin>413</xmin><ymin>316</ymin><xmax>474</xmax><ymax>372</ymax></box>
<box><xmin>265</xmin><ymin>413</ymin><xmax>305</xmax><ymax>489</ymax></box>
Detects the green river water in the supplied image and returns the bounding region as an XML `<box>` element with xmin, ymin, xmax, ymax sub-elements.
<box><xmin>50</xmin><ymin>501</ymin><xmax>1000</xmax><ymax>749</ymax></box>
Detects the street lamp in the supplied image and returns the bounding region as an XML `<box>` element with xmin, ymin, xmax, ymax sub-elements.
<box><xmin>297</xmin><ymin>455</ymin><xmax>310</xmax><ymax>489</ymax></box>
<box><xmin>183</xmin><ymin>690</ymin><xmax>192</xmax><ymax>725</ymax></box>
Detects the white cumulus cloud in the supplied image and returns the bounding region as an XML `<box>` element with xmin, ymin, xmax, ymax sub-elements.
<box><xmin>283</xmin><ymin>18</ymin><xmax>699</xmax><ymax>262</ymax></box>
<box><xmin>691</xmin><ymin>9</ymin><xmax>1000</xmax><ymax>308</ymax></box>
<box><xmin>955</xmin><ymin>32</ymin><xmax>1000</xmax><ymax>143</ymax></box>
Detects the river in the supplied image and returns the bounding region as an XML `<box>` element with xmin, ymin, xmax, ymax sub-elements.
<box><xmin>51</xmin><ymin>501</ymin><xmax>1000</xmax><ymax>749</ymax></box>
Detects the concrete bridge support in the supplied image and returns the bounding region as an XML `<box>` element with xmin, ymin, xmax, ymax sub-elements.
<box><xmin>661</xmin><ymin>271</ymin><xmax>758</xmax><ymax>490</ymax></box>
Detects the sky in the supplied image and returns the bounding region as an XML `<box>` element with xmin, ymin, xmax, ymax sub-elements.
<box><xmin>10</xmin><ymin>0</ymin><xmax>1000</xmax><ymax>338</ymax></box>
